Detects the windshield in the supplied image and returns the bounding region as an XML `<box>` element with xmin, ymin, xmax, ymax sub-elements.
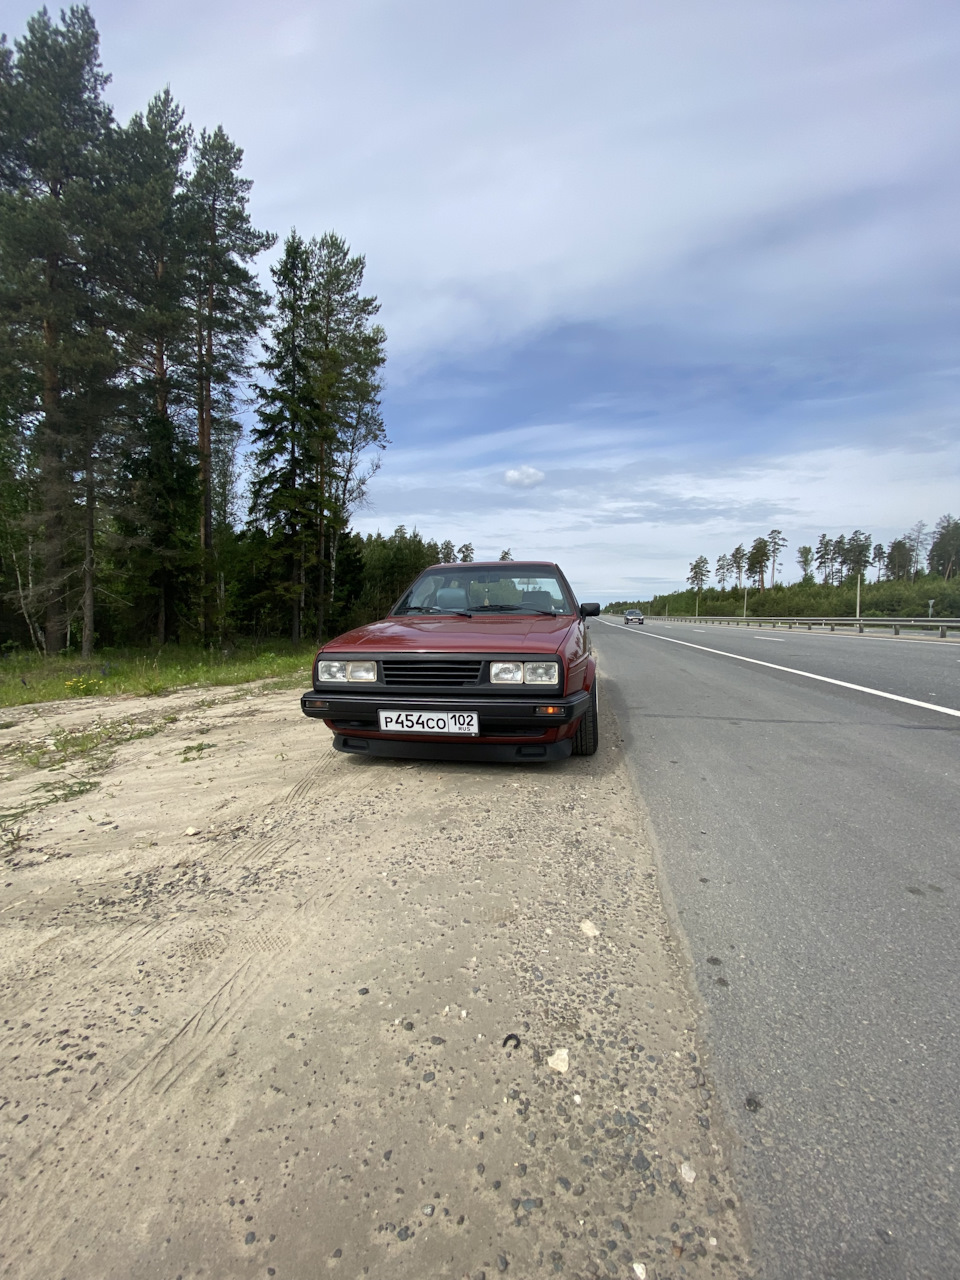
<box><xmin>393</xmin><ymin>566</ymin><xmax>575</xmax><ymax>616</ymax></box>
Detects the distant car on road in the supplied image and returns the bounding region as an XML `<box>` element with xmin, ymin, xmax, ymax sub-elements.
<box><xmin>624</xmin><ymin>609</ymin><xmax>644</xmax><ymax>625</ymax></box>
<box><xmin>301</xmin><ymin>561</ymin><xmax>601</xmax><ymax>762</ymax></box>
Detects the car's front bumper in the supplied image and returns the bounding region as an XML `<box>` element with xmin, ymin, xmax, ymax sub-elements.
<box><xmin>300</xmin><ymin>688</ymin><xmax>590</xmax><ymax>760</ymax></box>
<box><xmin>331</xmin><ymin>734</ymin><xmax>574</xmax><ymax>762</ymax></box>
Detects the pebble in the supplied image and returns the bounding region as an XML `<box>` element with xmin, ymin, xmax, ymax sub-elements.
<box><xmin>633</xmin><ymin>1265</ymin><xmax>647</xmax><ymax>1278</ymax></box>
<box><xmin>422</xmin><ymin>1204</ymin><xmax>435</xmax><ymax>1217</ymax></box>
<box><xmin>358</xmin><ymin>987</ymin><xmax>369</xmax><ymax>995</ymax></box>
<box><xmin>497</xmin><ymin>1255</ymin><xmax>509</xmax><ymax>1272</ymax></box>
<box><xmin>680</xmin><ymin>1162</ymin><xmax>697</xmax><ymax>1183</ymax></box>
<box><xmin>580</xmin><ymin>919</ymin><xmax>600</xmax><ymax>938</ymax></box>
<box><xmin>185</xmin><ymin>827</ymin><xmax>200</xmax><ymax>836</ymax></box>
<box><xmin>244</xmin><ymin>1231</ymin><xmax>256</xmax><ymax>1245</ymax></box>
<box><xmin>547</xmin><ymin>1047</ymin><xmax>569</xmax><ymax>1073</ymax></box>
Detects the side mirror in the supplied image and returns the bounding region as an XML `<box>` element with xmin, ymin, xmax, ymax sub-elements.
<box><xmin>579</xmin><ymin>602</ymin><xmax>601</xmax><ymax>617</ymax></box>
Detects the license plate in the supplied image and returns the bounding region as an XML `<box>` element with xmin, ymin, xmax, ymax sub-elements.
<box><xmin>378</xmin><ymin>709</ymin><xmax>479</xmax><ymax>735</ymax></box>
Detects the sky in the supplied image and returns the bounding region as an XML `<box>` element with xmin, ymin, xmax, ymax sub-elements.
<box><xmin>6</xmin><ymin>0</ymin><xmax>959</xmax><ymax>601</ymax></box>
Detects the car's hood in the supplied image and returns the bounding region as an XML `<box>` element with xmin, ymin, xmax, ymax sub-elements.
<box><xmin>321</xmin><ymin>614</ymin><xmax>575</xmax><ymax>654</ymax></box>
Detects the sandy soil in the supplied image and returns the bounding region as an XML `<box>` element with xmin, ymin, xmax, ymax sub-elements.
<box><xmin>0</xmin><ymin>679</ymin><xmax>751</xmax><ymax>1280</ymax></box>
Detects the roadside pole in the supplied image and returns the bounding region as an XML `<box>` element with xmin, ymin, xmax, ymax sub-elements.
<box><xmin>856</xmin><ymin>573</ymin><xmax>861</xmax><ymax>621</ymax></box>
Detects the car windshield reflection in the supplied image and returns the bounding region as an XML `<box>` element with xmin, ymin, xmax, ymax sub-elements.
<box><xmin>393</xmin><ymin>565</ymin><xmax>575</xmax><ymax>616</ymax></box>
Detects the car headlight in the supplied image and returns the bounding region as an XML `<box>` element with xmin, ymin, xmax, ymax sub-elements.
<box><xmin>317</xmin><ymin>660</ymin><xmax>377</xmax><ymax>682</ymax></box>
<box><xmin>490</xmin><ymin>660</ymin><xmax>559</xmax><ymax>684</ymax></box>
<box><xmin>490</xmin><ymin>661</ymin><xmax>524</xmax><ymax>683</ymax></box>
<box><xmin>524</xmin><ymin>661</ymin><xmax>559</xmax><ymax>684</ymax></box>
<box><xmin>317</xmin><ymin>660</ymin><xmax>347</xmax><ymax>682</ymax></box>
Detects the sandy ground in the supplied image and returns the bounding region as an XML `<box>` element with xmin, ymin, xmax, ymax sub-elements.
<box><xmin>0</xmin><ymin>679</ymin><xmax>752</xmax><ymax>1280</ymax></box>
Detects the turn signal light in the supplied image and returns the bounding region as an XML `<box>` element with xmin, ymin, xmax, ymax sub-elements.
<box><xmin>536</xmin><ymin>705</ymin><xmax>564</xmax><ymax>715</ymax></box>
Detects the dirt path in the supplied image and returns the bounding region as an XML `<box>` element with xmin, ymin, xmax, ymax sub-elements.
<box><xmin>0</xmin><ymin>681</ymin><xmax>751</xmax><ymax>1280</ymax></box>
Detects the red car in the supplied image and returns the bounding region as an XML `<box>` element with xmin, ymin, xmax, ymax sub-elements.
<box><xmin>301</xmin><ymin>561</ymin><xmax>600</xmax><ymax>762</ymax></box>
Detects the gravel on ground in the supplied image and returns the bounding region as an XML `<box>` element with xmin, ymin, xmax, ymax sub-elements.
<box><xmin>0</xmin><ymin>680</ymin><xmax>752</xmax><ymax>1279</ymax></box>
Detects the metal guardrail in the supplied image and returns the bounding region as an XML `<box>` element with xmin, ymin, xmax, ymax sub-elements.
<box><xmin>605</xmin><ymin>614</ymin><xmax>960</xmax><ymax>638</ymax></box>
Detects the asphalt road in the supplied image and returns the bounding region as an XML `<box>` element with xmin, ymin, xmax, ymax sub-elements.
<box><xmin>592</xmin><ymin>618</ymin><xmax>960</xmax><ymax>1280</ymax></box>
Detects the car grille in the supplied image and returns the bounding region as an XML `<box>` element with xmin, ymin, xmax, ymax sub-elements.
<box><xmin>381</xmin><ymin>658</ymin><xmax>484</xmax><ymax>687</ymax></box>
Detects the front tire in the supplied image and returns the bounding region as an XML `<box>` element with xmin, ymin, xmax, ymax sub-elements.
<box><xmin>572</xmin><ymin>680</ymin><xmax>599</xmax><ymax>756</ymax></box>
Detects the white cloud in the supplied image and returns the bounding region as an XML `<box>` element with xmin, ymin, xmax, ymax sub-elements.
<box><xmin>503</xmin><ymin>465</ymin><xmax>545</xmax><ymax>488</ymax></box>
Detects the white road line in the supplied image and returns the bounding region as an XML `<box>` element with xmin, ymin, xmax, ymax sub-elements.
<box><xmin>597</xmin><ymin>619</ymin><xmax>960</xmax><ymax>719</ymax></box>
<box><xmin>753</xmin><ymin>635</ymin><xmax>786</xmax><ymax>642</ymax></box>
<box><xmin>629</xmin><ymin>622</ymin><xmax>958</xmax><ymax>648</ymax></box>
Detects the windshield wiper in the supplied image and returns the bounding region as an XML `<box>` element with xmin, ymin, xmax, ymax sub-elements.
<box><xmin>398</xmin><ymin>606</ymin><xmax>473</xmax><ymax>616</ymax></box>
<box><xmin>471</xmin><ymin>604</ymin><xmax>560</xmax><ymax>615</ymax></box>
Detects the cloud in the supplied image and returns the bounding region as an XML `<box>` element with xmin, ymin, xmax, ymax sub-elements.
<box><xmin>4</xmin><ymin>0</ymin><xmax>956</xmax><ymax>605</ymax></box>
<box><xmin>503</xmin><ymin>465</ymin><xmax>545</xmax><ymax>488</ymax></box>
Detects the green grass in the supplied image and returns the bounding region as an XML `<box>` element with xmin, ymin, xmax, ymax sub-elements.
<box><xmin>0</xmin><ymin>640</ymin><xmax>318</xmax><ymax>709</ymax></box>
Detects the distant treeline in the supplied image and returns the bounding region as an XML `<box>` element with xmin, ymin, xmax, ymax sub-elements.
<box><xmin>1</xmin><ymin>6</ymin><xmax>443</xmax><ymax>657</ymax></box>
<box><xmin>609</xmin><ymin>517</ymin><xmax>960</xmax><ymax>617</ymax></box>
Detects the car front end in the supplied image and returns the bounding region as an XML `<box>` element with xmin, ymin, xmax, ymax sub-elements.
<box><xmin>300</xmin><ymin>562</ymin><xmax>599</xmax><ymax>762</ymax></box>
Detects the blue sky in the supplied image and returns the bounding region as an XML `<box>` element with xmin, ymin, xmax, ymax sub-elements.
<box><xmin>6</xmin><ymin>0</ymin><xmax>959</xmax><ymax>600</ymax></box>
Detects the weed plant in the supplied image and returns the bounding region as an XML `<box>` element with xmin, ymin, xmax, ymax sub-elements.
<box><xmin>0</xmin><ymin>640</ymin><xmax>318</xmax><ymax>708</ymax></box>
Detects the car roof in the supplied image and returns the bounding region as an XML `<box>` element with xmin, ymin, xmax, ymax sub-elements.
<box><xmin>422</xmin><ymin>561</ymin><xmax>561</xmax><ymax>571</ymax></box>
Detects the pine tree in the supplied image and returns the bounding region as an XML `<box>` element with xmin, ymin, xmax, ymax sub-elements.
<box><xmin>112</xmin><ymin>89</ymin><xmax>198</xmax><ymax>644</ymax></box>
<box><xmin>183</xmin><ymin>125</ymin><xmax>273</xmax><ymax>641</ymax></box>
<box><xmin>767</xmin><ymin>528</ymin><xmax>786</xmax><ymax>586</ymax></box>
<box><xmin>814</xmin><ymin>534</ymin><xmax>833</xmax><ymax>584</ymax></box>
<box><xmin>307</xmin><ymin>232</ymin><xmax>386</xmax><ymax>639</ymax></box>
<box><xmin>747</xmin><ymin>537</ymin><xmax>770</xmax><ymax>590</ymax></box>
<box><xmin>928</xmin><ymin>515</ymin><xmax>960</xmax><ymax>580</ymax></box>
<box><xmin>729</xmin><ymin>543</ymin><xmax>746</xmax><ymax>588</ymax></box>
<box><xmin>251</xmin><ymin>230</ymin><xmax>385</xmax><ymax>642</ymax></box>
<box><xmin>0</xmin><ymin>4</ymin><xmax>118</xmax><ymax>654</ymax></box>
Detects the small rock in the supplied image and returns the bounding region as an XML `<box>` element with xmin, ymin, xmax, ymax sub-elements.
<box><xmin>422</xmin><ymin>1204</ymin><xmax>435</xmax><ymax>1217</ymax></box>
<box><xmin>397</xmin><ymin>1225</ymin><xmax>412</xmax><ymax>1241</ymax></box>
<box><xmin>547</xmin><ymin>1047</ymin><xmax>569</xmax><ymax>1073</ymax></box>
<box><xmin>497</xmin><ymin>1255</ymin><xmax>509</xmax><ymax>1273</ymax></box>
<box><xmin>580</xmin><ymin>919</ymin><xmax>600</xmax><ymax>938</ymax></box>
<box><xmin>244</xmin><ymin>1231</ymin><xmax>256</xmax><ymax>1245</ymax></box>
<box><xmin>185</xmin><ymin>827</ymin><xmax>200</xmax><ymax>836</ymax></box>
<box><xmin>680</xmin><ymin>1162</ymin><xmax>696</xmax><ymax>1183</ymax></box>
<box><xmin>423</xmin><ymin>1071</ymin><xmax>435</xmax><ymax>1082</ymax></box>
<box><xmin>403</xmin><ymin>1020</ymin><xmax>414</xmax><ymax>1031</ymax></box>
<box><xmin>633</xmin><ymin>1265</ymin><xmax>647</xmax><ymax>1279</ymax></box>
<box><xmin>358</xmin><ymin>987</ymin><xmax>369</xmax><ymax>995</ymax></box>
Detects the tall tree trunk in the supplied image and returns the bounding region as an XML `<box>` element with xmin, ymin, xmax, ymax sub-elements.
<box><xmin>196</xmin><ymin>289</ymin><xmax>213</xmax><ymax>640</ymax></box>
<box><xmin>81</xmin><ymin>422</ymin><xmax>95</xmax><ymax>658</ymax></box>
<box><xmin>41</xmin><ymin>309</ymin><xmax>66</xmax><ymax>657</ymax></box>
<box><xmin>290</xmin><ymin>437</ymin><xmax>299</xmax><ymax>642</ymax></box>
<box><xmin>315</xmin><ymin>442</ymin><xmax>326</xmax><ymax>644</ymax></box>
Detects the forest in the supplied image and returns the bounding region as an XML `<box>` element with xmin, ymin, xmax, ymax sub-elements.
<box><xmin>0</xmin><ymin>5</ymin><xmax>475</xmax><ymax>672</ymax></box>
<box><xmin>610</xmin><ymin>517</ymin><xmax>960</xmax><ymax>617</ymax></box>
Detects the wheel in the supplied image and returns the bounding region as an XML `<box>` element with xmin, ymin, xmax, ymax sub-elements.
<box><xmin>572</xmin><ymin>680</ymin><xmax>599</xmax><ymax>756</ymax></box>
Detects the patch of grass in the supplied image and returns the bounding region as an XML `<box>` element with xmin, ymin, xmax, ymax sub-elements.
<box><xmin>0</xmin><ymin>641</ymin><xmax>317</xmax><ymax>708</ymax></box>
<box><xmin>0</xmin><ymin>717</ymin><xmax>173</xmax><ymax>772</ymax></box>
<box><xmin>181</xmin><ymin>742</ymin><xmax>217</xmax><ymax>761</ymax></box>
